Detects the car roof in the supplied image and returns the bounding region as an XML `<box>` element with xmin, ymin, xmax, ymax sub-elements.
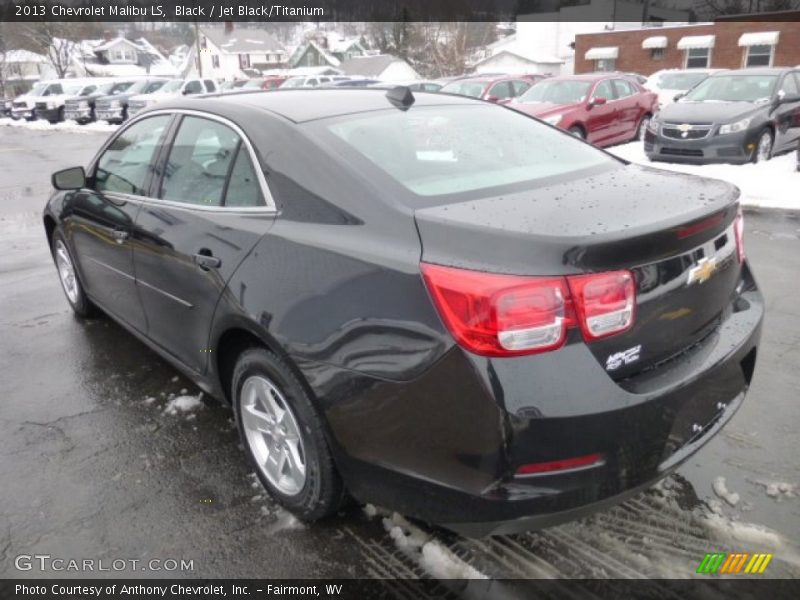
<box><xmin>710</xmin><ymin>67</ymin><xmax>795</xmax><ymax>76</ymax></box>
<box><xmin>551</xmin><ymin>73</ymin><xmax>618</xmax><ymax>82</ymax></box>
<box><xmin>160</xmin><ymin>88</ymin><xmax>484</xmax><ymax>123</ymax></box>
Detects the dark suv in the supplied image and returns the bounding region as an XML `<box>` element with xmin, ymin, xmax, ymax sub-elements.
<box><xmin>94</xmin><ymin>78</ymin><xmax>169</xmax><ymax>124</ymax></box>
<box><xmin>645</xmin><ymin>67</ymin><xmax>800</xmax><ymax>164</ymax></box>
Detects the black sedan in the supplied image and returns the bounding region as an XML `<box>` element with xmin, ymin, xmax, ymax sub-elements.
<box><xmin>646</xmin><ymin>67</ymin><xmax>800</xmax><ymax>164</ymax></box>
<box><xmin>44</xmin><ymin>88</ymin><xmax>763</xmax><ymax>536</ymax></box>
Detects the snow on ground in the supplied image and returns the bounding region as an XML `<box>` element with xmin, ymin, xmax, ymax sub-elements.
<box><xmin>609</xmin><ymin>141</ymin><xmax>799</xmax><ymax>210</ymax></box>
<box><xmin>163</xmin><ymin>392</ymin><xmax>204</xmax><ymax>416</ymax></box>
<box><xmin>381</xmin><ymin>512</ymin><xmax>487</xmax><ymax>580</ymax></box>
<box><xmin>0</xmin><ymin>117</ymin><xmax>118</xmax><ymax>134</ymax></box>
<box><xmin>712</xmin><ymin>476</ymin><xmax>741</xmax><ymax>507</ymax></box>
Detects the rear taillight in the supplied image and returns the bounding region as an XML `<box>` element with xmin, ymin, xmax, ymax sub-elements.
<box><xmin>567</xmin><ymin>271</ymin><xmax>635</xmax><ymax>341</ymax></box>
<box><xmin>734</xmin><ymin>207</ymin><xmax>745</xmax><ymax>264</ymax></box>
<box><xmin>421</xmin><ymin>263</ymin><xmax>635</xmax><ymax>357</ymax></box>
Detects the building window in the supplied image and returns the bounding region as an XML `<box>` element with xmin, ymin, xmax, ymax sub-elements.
<box><xmin>212</xmin><ymin>55</ymin><xmax>220</xmax><ymax>68</ymax></box>
<box><xmin>594</xmin><ymin>58</ymin><xmax>616</xmax><ymax>72</ymax></box>
<box><xmin>650</xmin><ymin>48</ymin><xmax>665</xmax><ymax>60</ymax></box>
<box><xmin>744</xmin><ymin>44</ymin><xmax>774</xmax><ymax>68</ymax></box>
<box><xmin>685</xmin><ymin>47</ymin><xmax>710</xmax><ymax>68</ymax></box>
<box><xmin>239</xmin><ymin>54</ymin><xmax>251</xmax><ymax>69</ymax></box>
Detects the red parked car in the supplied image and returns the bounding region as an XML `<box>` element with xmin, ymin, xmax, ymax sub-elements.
<box><xmin>241</xmin><ymin>76</ymin><xmax>288</xmax><ymax>91</ymax></box>
<box><xmin>440</xmin><ymin>74</ymin><xmax>546</xmax><ymax>104</ymax></box>
<box><xmin>509</xmin><ymin>73</ymin><xmax>658</xmax><ymax>147</ymax></box>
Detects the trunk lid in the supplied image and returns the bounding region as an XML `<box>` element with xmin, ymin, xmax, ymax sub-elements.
<box><xmin>415</xmin><ymin>164</ymin><xmax>741</xmax><ymax>378</ymax></box>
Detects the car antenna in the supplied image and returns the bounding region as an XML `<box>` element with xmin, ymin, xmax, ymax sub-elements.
<box><xmin>386</xmin><ymin>86</ymin><xmax>415</xmax><ymax>111</ymax></box>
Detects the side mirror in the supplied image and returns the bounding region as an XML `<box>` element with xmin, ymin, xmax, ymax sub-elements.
<box><xmin>780</xmin><ymin>93</ymin><xmax>800</xmax><ymax>104</ymax></box>
<box><xmin>673</xmin><ymin>93</ymin><xmax>685</xmax><ymax>102</ymax></box>
<box><xmin>589</xmin><ymin>96</ymin><xmax>607</xmax><ymax>107</ymax></box>
<box><xmin>52</xmin><ymin>166</ymin><xmax>86</xmax><ymax>191</ymax></box>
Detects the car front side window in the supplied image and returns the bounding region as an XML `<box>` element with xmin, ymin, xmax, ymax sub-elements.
<box><xmin>184</xmin><ymin>81</ymin><xmax>203</xmax><ymax>95</ymax></box>
<box><xmin>95</xmin><ymin>115</ymin><xmax>171</xmax><ymax>196</ymax></box>
<box><xmin>159</xmin><ymin>116</ymin><xmax>240</xmax><ymax>207</ymax></box>
<box><xmin>593</xmin><ymin>80</ymin><xmax>616</xmax><ymax>102</ymax></box>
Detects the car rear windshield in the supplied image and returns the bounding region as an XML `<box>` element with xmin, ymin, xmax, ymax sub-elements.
<box><xmin>311</xmin><ymin>105</ymin><xmax>617</xmax><ymax>198</ymax></box>
<box><xmin>440</xmin><ymin>81</ymin><xmax>488</xmax><ymax>98</ymax></box>
<box><xmin>656</xmin><ymin>72</ymin><xmax>710</xmax><ymax>91</ymax></box>
<box><xmin>683</xmin><ymin>74</ymin><xmax>778</xmax><ymax>103</ymax></box>
<box><xmin>517</xmin><ymin>80</ymin><xmax>592</xmax><ymax>104</ymax></box>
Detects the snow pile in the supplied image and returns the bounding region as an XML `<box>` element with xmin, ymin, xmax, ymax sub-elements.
<box><xmin>163</xmin><ymin>392</ymin><xmax>204</xmax><ymax>415</ymax></box>
<box><xmin>755</xmin><ymin>480</ymin><xmax>797</xmax><ymax>501</ymax></box>
<box><xmin>609</xmin><ymin>141</ymin><xmax>799</xmax><ymax>210</ymax></box>
<box><xmin>712</xmin><ymin>476</ymin><xmax>741</xmax><ymax>507</ymax></box>
<box><xmin>0</xmin><ymin>117</ymin><xmax>117</xmax><ymax>134</ymax></box>
<box><xmin>382</xmin><ymin>513</ymin><xmax>487</xmax><ymax>580</ymax></box>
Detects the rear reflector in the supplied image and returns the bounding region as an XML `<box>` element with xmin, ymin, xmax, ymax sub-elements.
<box><xmin>734</xmin><ymin>207</ymin><xmax>745</xmax><ymax>264</ymax></box>
<box><xmin>421</xmin><ymin>263</ymin><xmax>635</xmax><ymax>357</ymax></box>
<box><xmin>516</xmin><ymin>453</ymin><xmax>604</xmax><ymax>476</ymax></box>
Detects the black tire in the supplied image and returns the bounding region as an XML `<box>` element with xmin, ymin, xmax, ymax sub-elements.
<box><xmin>232</xmin><ymin>347</ymin><xmax>345</xmax><ymax>521</ymax></box>
<box><xmin>51</xmin><ymin>229</ymin><xmax>97</xmax><ymax>317</ymax></box>
<box><xmin>568</xmin><ymin>126</ymin><xmax>586</xmax><ymax>140</ymax></box>
<box><xmin>752</xmin><ymin>128</ymin><xmax>773</xmax><ymax>164</ymax></box>
<box><xmin>635</xmin><ymin>113</ymin><xmax>651</xmax><ymax>141</ymax></box>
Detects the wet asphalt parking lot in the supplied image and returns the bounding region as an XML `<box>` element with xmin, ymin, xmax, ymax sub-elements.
<box><xmin>1</xmin><ymin>126</ymin><xmax>799</xmax><ymax>584</ymax></box>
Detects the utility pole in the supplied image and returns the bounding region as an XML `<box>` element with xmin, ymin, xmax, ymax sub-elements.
<box><xmin>194</xmin><ymin>1</ymin><xmax>202</xmax><ymax>77</ymax></box>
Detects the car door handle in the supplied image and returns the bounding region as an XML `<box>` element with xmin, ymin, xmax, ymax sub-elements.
<box><xmin>112</xmin><ymin>229</ymin><xmax>128</xmax><ymax>243</ymax></box>
<box><xmin>194</xmin><ymin>251</ymin><xmax>221</xmax><ymax>270</ymax></box>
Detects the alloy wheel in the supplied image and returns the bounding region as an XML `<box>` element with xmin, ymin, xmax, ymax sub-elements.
<box><xmin>756</xmin><ymin>131</ymin><xmax>772</xmax><ymax>162</ymax></box>
<box><xmin>638</xmin><ymin>116</ymin><xmax>650</xmax><ymax>141</ymax></box>
<box><xmin>240</xmin><ymin>375</ymin><xmax>307</xmax><ymax>496</ymax></box>
<box><xmin>54</xmin><ymin>240</ymin><xmax>79</xmax><ymax>304</ymax></box>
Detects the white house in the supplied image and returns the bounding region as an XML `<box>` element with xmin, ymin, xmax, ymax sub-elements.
<box><xmin>198</xmin><ymin>27</ymin><xmax>287</xmax><ymax>81</ymax></box>
<box><xmin>0</xmin><ymin>49</ymin><xmax>47</xmax><ymax>95</ymax></box>
<box><xmin>49</xmin><ymin>36</ymin><xmax>177</xmax><ymax>78</ymax></box>
<box><xmin>471</xmin><ymin>34</ymin><xmax>563</xmax><ymax>75</ymax></box>
<box><xmin>338</xmin><ymin>55</ymin><xmax>419</xmax><ymax>82</ymax></box>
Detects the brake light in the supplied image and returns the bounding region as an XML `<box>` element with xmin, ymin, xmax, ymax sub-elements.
<box><xmin>421</xmin><ymin>263</ymin><xmax>635</xmax><ymax>357</ymax></box>
<box><xmin>568</xmin><ymin>271</ymin><xmax>635</xmax><ymax>341</ymax></box>
<box><xmin>733</xmin><ymin>207</ymin><xmax>745</xmax><ymax>264</ymax></box>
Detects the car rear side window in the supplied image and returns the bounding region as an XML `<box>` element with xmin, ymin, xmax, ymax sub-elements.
<box><xmin>319</xmin><ymin>105</ymin><xmax>616</xmax><ymax>197</ymax></box>
<box><xmin>224</xmin><ymin>146</ymin><xmax>265</xmax><ymax>207</ymax></box>
<box><xmin>613</xmin><ymin>79</ymin><xmax>635</xmax><ymax>98</ymax></box>
<box><xmin>203</xmin><ymin>80</ymin><xmax>216</xmax><ymax>92</ymax></box>
<box><xmin>95</xmin><ymin>115</ymin><xmax>170</xmax><ymax>196</ymax></box>
<box><xmin>593</xmin><ymin>80</ymin><xmax>616</xmax><ymax>101</ymax></box>
<box><xmin>159</xmin><ymin>116</ymin><xmax>240</xmax><ymax>207</ymax></box>
<box><xmin>184</xmin><ymin>80</ymin><xmax>203</xmax><ymax>95</ymax></box>
<box><xmin>488</xmin><ymin>81</ymin><xmax>514</xmax><ymax>99</ymax></box>
<box><xmin>511</xmin><ymin>80</ymin><xmax>532</xmax><ymax>95</ymax></box>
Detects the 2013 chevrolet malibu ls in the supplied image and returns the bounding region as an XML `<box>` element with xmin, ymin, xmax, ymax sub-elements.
<box><xmin>43</xmin><ymin>88</ymin><xmax>763</xmax><ymax>536</ymax></box>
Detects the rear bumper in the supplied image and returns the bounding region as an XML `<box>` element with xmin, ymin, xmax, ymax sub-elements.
<box><xmin>312</xmin><ymin>266</ymin><xmax>763</xmax><ymax>536</ymax></box>
<box><xmin>644</xmin><ymin>128</ymin><xmax>756</xmax><ymax>164</ymax></box>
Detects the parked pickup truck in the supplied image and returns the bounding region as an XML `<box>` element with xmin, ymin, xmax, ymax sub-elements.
<box><xmin>63</xmin><ymin>80</ymin><xmax>137</xmax><ymax>124</ymax></box>
<box><xmin>94</xmin><ymin>77</ymin><xmax>170</xmax><ymax>124</ymax></box>
<box><xmin>127</xmin><ymin>78</ymin><xmax>219</xmax><ymax>117</ymax></box>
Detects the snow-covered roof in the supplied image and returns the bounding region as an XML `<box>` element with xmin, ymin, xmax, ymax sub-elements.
<box><xmin>2</xmin><ymin>49</ymin><xmax>48</xmax><ymax>63</ymax></box>
<box><xmin>677</xmin><ymin>35</ymin><xmax>715</xmax><ymax>50</ymax></box>
<box><xmin>288</xmin><ymin>40</ymin><xmax>340</xmax><ymax>68</ymax></box>
<box><xmin>201</xmin><ymin>27</ymin><xmax>284</xmax><ymax>55</ymax></box>
<box><xmin>474</xmin><ymin>49</ymin><xmax>563</xmax><ymax>68</ymax></box>
<box><xmin>325</xmin><ymin>34</ymin><xmax>365</xmax><ymax>55</ymax></box>
<box><xmin>93</xmin><ymin>37</ymin><xmax>141</xmax><ymax>53</ymax></box>
<box><xmin>585</xmin><ymin>47</ymin><xmax>619</xmax><ymax>60</ymax></box>
<box><xmin>338</xmin><ymin>54</ymin><xmax>401</xmax><ymax>77</ymax></box>
<box><xmin>738</xmin><ymin>31</ymin><xmax>780</xmax><ymax>47</ymax></box>
<box><xmin>642</xmin><ymin>36</ymin><xmax>668</xmax><ymax>49</ymax></box>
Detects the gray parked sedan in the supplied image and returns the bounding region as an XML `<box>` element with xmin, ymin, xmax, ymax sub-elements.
<box><xmin>645</xmin><ymin>67</ymin><xmax>800</xmax><ymax>164</ymax></box>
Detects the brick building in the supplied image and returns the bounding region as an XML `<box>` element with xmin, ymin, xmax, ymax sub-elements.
<box><xmin>574</xmin><ymin>20</ymin><xmax>800</xmax><ymax>76</ymax></box>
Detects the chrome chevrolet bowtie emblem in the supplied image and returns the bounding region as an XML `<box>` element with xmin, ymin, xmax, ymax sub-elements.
<box><xmin>678</xmin><ymin>123</ymin><xmax>692</xmax><ymax>138</ymax></box>
<box><xmin>687</xmin><ymin>257</ymin><xmax>718</xmax><ymax>285</ymax></box>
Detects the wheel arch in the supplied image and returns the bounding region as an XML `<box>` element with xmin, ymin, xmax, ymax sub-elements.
<box><xmin>43</xmin><ymin>214</ymin><xmax>57</xmax><ymax>250</ymax></box>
